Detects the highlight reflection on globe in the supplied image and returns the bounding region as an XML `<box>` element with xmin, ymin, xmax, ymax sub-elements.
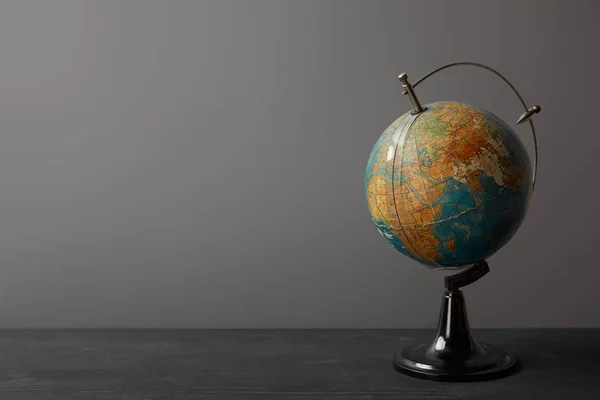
<box><xmin>365</xmin><ymin>101</ymin><xmax>533</xmax><ymax>269</ymax></box>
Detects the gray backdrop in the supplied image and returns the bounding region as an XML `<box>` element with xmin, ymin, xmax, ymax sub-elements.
<box><xmin>0</xmin><ymin>0</ymin><xmax>597</xmax><ymax>328</ymax></box>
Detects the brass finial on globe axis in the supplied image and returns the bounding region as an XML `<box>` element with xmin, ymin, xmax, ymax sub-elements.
<box><xmin>397</xmin><ymin>73</ymin><xmax>425</xmax><ymax>114</ymax></box>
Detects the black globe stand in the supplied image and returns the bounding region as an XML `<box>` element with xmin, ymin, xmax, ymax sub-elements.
<box><xmin>393</xmin><ymin>261</ymin><xmax>518</xmax><ymax>381</ymax></box>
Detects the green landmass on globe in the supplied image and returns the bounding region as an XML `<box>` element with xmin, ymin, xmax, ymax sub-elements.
<box><xmin>365</xmin><ymin>101</ymin><xmax>533</xmax><ymax>269</ymax></box>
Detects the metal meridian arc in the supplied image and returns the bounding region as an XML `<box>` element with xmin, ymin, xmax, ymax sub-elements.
<box><xmin>410</xmin><ymin>61</ymin><xmax>539</xmax><ymax>192</ymax></box>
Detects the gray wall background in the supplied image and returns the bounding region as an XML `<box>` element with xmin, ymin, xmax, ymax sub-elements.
<box><xmin>0</xmin><ymin>0</ymin><xmax>597</xmax><ymax>328</ymax></box>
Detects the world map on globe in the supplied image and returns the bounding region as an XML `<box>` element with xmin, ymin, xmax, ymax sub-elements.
<box><xmin>365</xmin><ymin>101</ymin><xmax>533</xmax><ymax>269</ymax></box>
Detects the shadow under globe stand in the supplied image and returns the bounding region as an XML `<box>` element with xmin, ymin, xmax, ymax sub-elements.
<box><xmin>366</xmin><ymin>63</ymin><xmax>541</xmax><ymax>382</ymax></box>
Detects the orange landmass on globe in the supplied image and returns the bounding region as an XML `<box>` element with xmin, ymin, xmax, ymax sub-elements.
<box><xmin>446</xmin><ymin>236</ymin><xmax>455</xmax><ymax>252</ymax></box>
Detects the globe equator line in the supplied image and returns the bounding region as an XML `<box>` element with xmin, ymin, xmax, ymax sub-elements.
<box><xmin>420</xmin><ymin>187</ymin><xmax>507</xmax><ymax>227</ymax></box>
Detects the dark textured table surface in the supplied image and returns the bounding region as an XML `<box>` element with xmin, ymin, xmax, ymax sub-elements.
<box><xmin>0</xmin><ymin>329</ymin><xmax>597</xmax><ymax>399</ymax></box>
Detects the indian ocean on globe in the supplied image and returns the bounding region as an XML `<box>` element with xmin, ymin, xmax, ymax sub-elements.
<box><xmin>365</xmin><ymin>101</ymin><xmax>533</xmax><ymax>269</ymax></box>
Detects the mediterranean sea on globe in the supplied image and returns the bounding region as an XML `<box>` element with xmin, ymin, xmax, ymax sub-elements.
<box><xmin>365</xmin><ymin>101</ymin><xmax>533</xmax><ymax>269</ymax></box>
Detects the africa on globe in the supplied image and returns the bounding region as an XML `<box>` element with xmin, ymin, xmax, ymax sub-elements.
<box><xmin>365</xmin><ymin>101</ymin><xmax>533</xmax><ymax>269</ymax></box>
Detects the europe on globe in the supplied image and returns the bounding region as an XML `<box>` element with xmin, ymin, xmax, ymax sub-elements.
<box><xmin>365</xmin><ymin>101</ymin><xmax>533</xmax><ymax>269</ymax></box>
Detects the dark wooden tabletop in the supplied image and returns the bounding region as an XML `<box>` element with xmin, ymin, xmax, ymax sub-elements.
<box><xmin>0</xmin><ymin>329</ymin><xmax>597</xmax><ymax>399</ymax></box>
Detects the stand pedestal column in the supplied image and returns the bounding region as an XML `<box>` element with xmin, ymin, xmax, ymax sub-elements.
<box><xmin>393</xmin><ymin>261</ymin><xmax>518</xmax><ymax>381</ymax></box>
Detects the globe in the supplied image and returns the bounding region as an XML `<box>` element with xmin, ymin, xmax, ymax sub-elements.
<box><xmin>365</xmin><ymin>101</ymin><xmax>533</xmax><ymax>269</ymax></box>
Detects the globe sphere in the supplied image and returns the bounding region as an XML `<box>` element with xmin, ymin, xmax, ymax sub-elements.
<box><xmin>365</xmin><ymin>101</ymin><xmax>533</xmax><ymax>269</ymax></box>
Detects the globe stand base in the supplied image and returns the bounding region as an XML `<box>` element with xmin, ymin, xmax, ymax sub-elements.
<box><xmin>394</xmin><ymin>342</ymin><xmax>518</xmax><ymax>382</ymax></box>
<box><xmin>393</xmin><ymin>261</ymin><xmax>519</xmax><ymax>382</ymax></box>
